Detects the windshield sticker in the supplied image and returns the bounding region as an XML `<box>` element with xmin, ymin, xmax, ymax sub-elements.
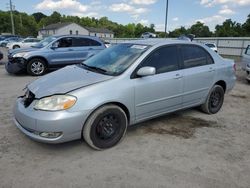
<box><xmin>130</xmin><ymin>45</ymin><xmax>148</xmax><ymax>50</ymax></box>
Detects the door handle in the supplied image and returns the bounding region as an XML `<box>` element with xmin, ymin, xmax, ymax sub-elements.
<box><xmin>208</xmin><ymin>67</ymin><xmax>215</xmax><ymax>72</ymax></box>
<box><xmin>68</xmin><ymin>49</ymin><xmax>74</xmax><ymax>51</ymax></box>
<box><xmin>88</xmin><ymin>48</ymin><xmax>93</xmax><ymax>50</ymax></box>
<box><xmin>174</xmin><ymin>73</ymin><xmax>183</xmax><ymax>79</ymax></box>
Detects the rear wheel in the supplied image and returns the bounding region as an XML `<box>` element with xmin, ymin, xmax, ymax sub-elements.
<box><xmin>27</xmin><ymin>58</ymin><xmax>47</xmax><ymax>76</ymax></box>
<box><xmin>83</xmin><ymin>105</ymin><xmax>128</xmax><ymax>150</ymax></box>
<box><xmin>201</xmin><ymin>85</ymin><xmax>224</xmax><ymax>114</ymax></box>
<box><xmin>13</xmin><ymin>45</ymin><xmax>20</xmax><ymax>49</ymax></box>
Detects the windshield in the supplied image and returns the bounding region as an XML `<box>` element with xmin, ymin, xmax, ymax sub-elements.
<box><xmin>82</xmin><ymin>43</ymin><xmax>150</xmax><ymax>76</ymax></box>
<box><xmin>32</xmin><ymin>36</ymin><xmax>57</xmax><ymax>48</ymax></box>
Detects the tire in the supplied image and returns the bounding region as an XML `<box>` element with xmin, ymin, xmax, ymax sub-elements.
<box><xmin>201</xmin><ymin>85</ymin><xmax>224</xmax><ymax>114</ymax></box>
<box><xmin>13</xmin><ymin>45</ymin><xmax>20</xmax><ymax>49</ymax></box>
<box><xmin>83</xmin><ymin>105</ymin><xmax>128</xmax><ymax>150</ymax></box>
<box><xmin>27</xmin><ymin>58</ymin><xmax>47</xmax><ymax>76</ymax></box>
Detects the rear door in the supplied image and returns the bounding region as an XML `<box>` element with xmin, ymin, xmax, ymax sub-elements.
<box><xmin>72</xmin><ymin>37</ymin><xmax>104</xmax><ymax>63</ymax></box>
<box><xmin>180</xmin><ymin>44</ymin><xmax>216</xmax><ymax>107</ymax></box>
<box><xmin>133</xmin><ymin>45</ymin><xmax>183</xmax><ymax>121</ymax></box>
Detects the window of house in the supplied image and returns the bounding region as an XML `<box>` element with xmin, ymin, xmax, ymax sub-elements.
<box><xmin>76</xmin><ymin>30</ymin><xmax>78</xmax><ymax>35</ymax></box>
<box><xmin>69</xmin><ymin>30</ymin><xmax>72</xmax><ymax>35</ymax></box>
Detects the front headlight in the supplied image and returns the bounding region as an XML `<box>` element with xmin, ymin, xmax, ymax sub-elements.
<box><xmin>34</xmin><ymin>95</ymin><xmax>77</xmax><ymax>111</ymax></box>
<box><xmin>13</xmin><ymin>52</ymin><xmax>27</xmax><ymax>58</ymax></box>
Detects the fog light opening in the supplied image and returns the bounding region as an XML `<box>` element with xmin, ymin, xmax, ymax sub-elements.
<box><xmin>39</xmin><ymin>132</ymin><xmax>62</xmax><ymax>138</ymax></box>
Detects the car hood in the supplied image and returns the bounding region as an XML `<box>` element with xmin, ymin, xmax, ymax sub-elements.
<box><xmin>28</xmin><ymin>65</ymin><xmax>113</xmax><ymax>98</ymax></box>
<box><xmin>9</xmin><ymin>47</ymin><xmax>38</xmax><ymax>55</ymax></box>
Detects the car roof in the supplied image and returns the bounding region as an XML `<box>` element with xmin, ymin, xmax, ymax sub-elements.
<box><xmin>52</xmin><ymin>35</ymin><xmax>103</xmax><ymax>43</ymax></box>
<box><xmin>123</xmin><ymin>38</ymin><xmax>195</xmax><ymax>46</ymax></box>
<box><xmin>53</xmin><ymin>34</ymin><xmax>101</xmax><ymax>39</ymax></box>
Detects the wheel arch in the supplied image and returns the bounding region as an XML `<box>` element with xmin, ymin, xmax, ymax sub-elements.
<box><xmin>27</xmin><ymin>56</ymin><xmax>49</xmax><ymax>67</ymax></box>
<box><xmin>81</xmin><ymin>101</ymin><xmax>130</xmax><ymax>138</ymax></box>
<box><xmin>214</xmin><ymin>80</ymin><xmax>226</xmax><ymax>92</ymax></box>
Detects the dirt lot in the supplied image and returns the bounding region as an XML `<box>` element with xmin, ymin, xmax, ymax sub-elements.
<box><xmin>0</xmin><ymin>48</ymin><xmax>249</xmax><ymax>188</ymax></box>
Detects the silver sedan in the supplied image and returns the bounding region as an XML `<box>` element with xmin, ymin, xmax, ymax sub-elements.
<box><xmin>14</xmin><ymin>39</ymin><xmax>236</xmax><ymax>150</ymax></box>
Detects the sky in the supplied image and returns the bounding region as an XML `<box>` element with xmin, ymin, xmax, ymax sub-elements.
<box><xmin>1</xmin><ymin>0</ymin><xmax>250</xmax><ymax>32</ymax></box>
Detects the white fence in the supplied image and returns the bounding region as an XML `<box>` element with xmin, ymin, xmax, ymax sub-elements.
<box><xmin>106</xmin><ymin>37</ymin><xmax>250</xmax><ymax>56</ymax></box>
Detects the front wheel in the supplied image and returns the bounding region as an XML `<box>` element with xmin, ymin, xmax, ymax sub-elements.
<box><xmin>83</xmin><ymin>105</ymin><xmax>128</xmax><ymax>150</ymax></box>
<box><xmin>27</xmin><ymin>58</ymin><xmax>47</xmax><ymax>76</ymax></box>
<box><xmin>201</xmin><ymin>85</ymin><xmax>224</xmax><ymax>114</ymax></box>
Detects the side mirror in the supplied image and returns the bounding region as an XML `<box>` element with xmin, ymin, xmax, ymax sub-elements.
<box><xmin>137</xmin><ymin>66</ymin><xmax>156</xmax><ymax>77</ymax></box>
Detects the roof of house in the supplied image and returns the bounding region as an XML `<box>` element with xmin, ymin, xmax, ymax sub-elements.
<box><xmin>39</xmin><ymin>22</ymin><xmax>114</xmax><ymax>34</ymax></box>
<box><xmin>85</xmin><ymin>27</ymin><xmax>114</xmax><ymax>34</ymax></box>
<box><xmin>40</xmin><ymin>22</ymin><xmax>72</xmax><ymax>30</ymax></box>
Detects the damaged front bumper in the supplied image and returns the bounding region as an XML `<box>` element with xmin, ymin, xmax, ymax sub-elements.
<box><xmin>5</xmin><ymin>57</ymin><xmax>27</xmax><ymax>74</ymax></box>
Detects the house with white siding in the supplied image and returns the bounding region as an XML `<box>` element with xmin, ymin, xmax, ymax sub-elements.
<box><xmin>38</xmin><ymin>22</ymin><xmax>114</xmax><ymax>39</ymax></box>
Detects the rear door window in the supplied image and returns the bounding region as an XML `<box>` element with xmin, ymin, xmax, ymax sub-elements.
<box><xmin>73</xmin><ymin>38</ymin><xmax>101</xmax><ymax>47</ymax></box>
<box><xmin>181</xmin><ymin>45</ymin><xmax>214</xmax><ymax>69</ymax></box>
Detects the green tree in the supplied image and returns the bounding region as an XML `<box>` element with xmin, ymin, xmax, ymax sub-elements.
<box><xmin>215</xmin><ymin>19</ymin><xmax>242</xmax><ymax>37</ymax></box>
<box><xmin>168</xmin><ymin>26</ymin><xmax>188</xmax><ymax>37</ymax></box>
<box><xmin>32</xmin><ymin>12</ymin><xmax>47</xmax><ymax>23</ymax></box>
<box><xmin>242</xmin><ymin>14</ymin><xmax>250</xmax><ymax>36</ymax></box>
<box><xmin>189</xmin><ymin>21</ymin><xmax>212</xmax><ymax>37</ymax></box>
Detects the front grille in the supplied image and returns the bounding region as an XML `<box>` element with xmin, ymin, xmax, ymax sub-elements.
<box><xmin>23</xmin><ymin>90</ymin><xmax>35</xmax><ymax>108</ymax></box>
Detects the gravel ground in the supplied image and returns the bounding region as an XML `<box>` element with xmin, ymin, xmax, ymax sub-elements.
<box><xmin>0</xmin><ymin>47</ymin><xmax>249</xmax><ymax>188</ymax></box>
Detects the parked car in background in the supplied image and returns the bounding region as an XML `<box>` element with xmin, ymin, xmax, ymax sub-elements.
<box><xmin>178</xmin><ymin>34</ymin><xmax>195</xmax><ymax>42</ymax></box>
<box><xmin>0</xmin><ymin>37</ymin><xmax>22</xmax><ymax>47</ymax></box>
<box><xmin>6</xmin><ymin>38</ymin><xmax>40</xmax><ymax>49</ymax></box>
<box><xmin>241</xmin><ymin>45</ymin><xmax>250</xmax><ymax>83</ymax></box>
<box><xmin>141</xmin><ymin>32</ymin><xmax>157</xmax><ymax>38</ymax></box>
<box><xmin>205</xmin><ymin>43</ymin><xmax>218</xmax><ymax>53</ymax></box>
<box><xmin>6</xmin><ymin>35</ymin><xmax>106</xmax><ymax>76</ymax></box>
<box><xmin>0</xmin><ymin>35</ymin><xmax>18</xmax><ymax>42</ymax></box>
<box><xmin>104</xmin><ymin>41</ymin><xmax>111</xmax><ymax>48</ymax></box>
<box><xmin>13</xmin><ymin>39</ymin><xmax>236</xmax><ymax>150</ymax></box>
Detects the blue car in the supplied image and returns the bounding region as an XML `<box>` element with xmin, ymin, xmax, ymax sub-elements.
<box><xmin>5</xmin><ymin>35</ymin><xmax>106</xmax><ymax>76</ymax></box>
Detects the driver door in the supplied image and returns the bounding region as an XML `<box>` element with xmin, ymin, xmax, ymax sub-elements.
<box><xmin>48</xmin><ymin>37</ymin><xmax>77</xmax><ymax>67</ymax></box>
<box><xmin>133</xmin><ymin>45</ymin><xmax>183</xmax><ymax>121</ymax></box>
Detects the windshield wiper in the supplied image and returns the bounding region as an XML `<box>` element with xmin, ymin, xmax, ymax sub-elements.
<box><xmin>81</xmin><ymin>63</ymin><xmax>107</xmax><ymax>73</ymax></box>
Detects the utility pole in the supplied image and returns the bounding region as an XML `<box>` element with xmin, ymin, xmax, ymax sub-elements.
<box><xmin>9</xmin><ymin>0</ymin><xmax>15</xmax><ymax>35</ymax></box>
<box><xmin>164</xmin><ymin>0</ymin><xmax>169</xmax><ymax>38</ymax></box>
